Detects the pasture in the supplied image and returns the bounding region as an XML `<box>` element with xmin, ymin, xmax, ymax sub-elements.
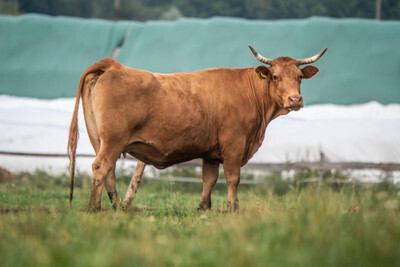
<box><xmin>1</xmin><ymin>169</ymin><xmax>400</xmax><ymax>267</ymax></box>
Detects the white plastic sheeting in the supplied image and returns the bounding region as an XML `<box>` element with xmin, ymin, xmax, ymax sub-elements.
<box><xmin>0</xmin><ymin>95</ymin><xmax>399</xmax><ymax>175</ymax></box>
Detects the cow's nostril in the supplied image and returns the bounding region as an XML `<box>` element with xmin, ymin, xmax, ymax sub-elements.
<box><xmin>288</xmin><ymin>96</ymin><xmax>303</xmax><ymax>107</ymax></box>
<box><xmin>289</xmin><ymin>96</ymin><xmax>301</xmax><ymax>102</ymax></box>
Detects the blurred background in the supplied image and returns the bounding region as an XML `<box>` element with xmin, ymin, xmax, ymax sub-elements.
<box><xmin>0</xmin><ymin>0</ymin><xmax>398</xmax><ymax>21</ymax></box>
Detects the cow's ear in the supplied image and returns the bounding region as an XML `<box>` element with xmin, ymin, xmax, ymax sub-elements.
<box><xmin>255</xmin><ymin>66</ymin><xmax>270</xmax><ymax>80</ymax></box>
<box><xmin>301</xmin><ymin>65</ymin><xmax>319</xmax><ymax>79</ymax></box>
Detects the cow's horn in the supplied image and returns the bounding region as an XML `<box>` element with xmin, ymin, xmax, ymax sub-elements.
<box><xmin>296</xmin><ymin>48</ymin><xmax>328</xmax><ymax>65</ymax></box>
<box><xmin>248</xmin><ymin>45</ymin><xmax>274</xmax><ymax>65</ymax></box>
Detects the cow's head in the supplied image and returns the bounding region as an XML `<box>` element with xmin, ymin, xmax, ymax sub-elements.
<box><xmin>249</xmin><ymin>45</ymin><xmax>327</xmax><ymax>111</ymax></box>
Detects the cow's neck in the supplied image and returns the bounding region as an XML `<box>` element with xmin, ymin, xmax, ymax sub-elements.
<box><xmin>244</xmin><ymin>70</ymin><xmax>288</xmax><ymax>127</ymax></box>
<box><xmin>260</xmin><ymin>79</ymin><xmax>289</xmax><ymax>126</ymax></box>
<box><xmin>239</xmin><ymin>71</ymin><xmax>288</xmax><ymax>164</ymax></box>
<box><xmin>265</xmin><ymin>97</ymin><xmax>289</xmax><ymax>123</ymax></box>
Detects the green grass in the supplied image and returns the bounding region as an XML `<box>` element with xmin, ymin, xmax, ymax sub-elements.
<box><xmin>1</xmin><ymin>170</ymin><xmax>400</xmax><ymax>267</ymax></box>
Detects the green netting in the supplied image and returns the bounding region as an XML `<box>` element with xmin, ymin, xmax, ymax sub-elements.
<box><xmin>0</xmin><ymin>14</ymin><xmax>130</xmax><ymax>98</ymax></box>
<box><xmin>117</xmin><ymin>17</ymin><xmax>400</xmax><ymax>105</ymax></box>
<box><xmin>1</xmin><ymin>15</ymin><xmax>400</xmax><ymax>104</ymax></box>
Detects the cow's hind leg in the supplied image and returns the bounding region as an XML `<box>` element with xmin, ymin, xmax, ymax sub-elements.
<box><xmin>104</xmin><ymin>166</ymin><xmax>121</xmax><ymax>210</ymax></box>
<box><xmin>198</xmin><ymin>159</ymin><xmax>219</xmax><ymax>210</ymax></box>
<box><xmin>88</xmin><ymin>143</ymin><xmax>122</xmax><ymax>212</ymax></box>
<box><xmin>122</xmin><ymin>161</ymin><xmax>146</xmax><ymax>211</ymax></box>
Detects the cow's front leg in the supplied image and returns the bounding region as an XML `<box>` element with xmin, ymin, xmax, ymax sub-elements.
<box><xmin>198</xmin><ymin>159</ymin><xmax>220</xmax><ymax>210</ymax></box>
<box><xmin>122</xmin><ymin>161</ymin><xmax>146</xmax><ymax>211</ymax></box>
<box><xmin>223</xmin><ymin>158</ymin><xmax>241</xmax><ymax>212</ymax></box>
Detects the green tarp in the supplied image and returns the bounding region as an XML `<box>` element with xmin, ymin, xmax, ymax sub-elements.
<box><xmin>117</xmin><ymin>17</ymin><xmax>400</xmax><ymax>105</ymax></box>
<box><xmin>1</xmin><ymin>14</ymin><xmax>399</xmax><ymax>104</ymax></box>
<box><xmin>0</xmin><ymin>14</ymin><xmax>130</xmax><ymax>98</ymax></box>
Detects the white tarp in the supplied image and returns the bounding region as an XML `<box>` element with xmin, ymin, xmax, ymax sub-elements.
<box><xmin>0</xmin><ymin>95</ymin><xmax>399</xmax><ymax>176</ymax></box>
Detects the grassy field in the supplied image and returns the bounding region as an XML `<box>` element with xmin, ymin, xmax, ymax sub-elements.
<box><xmin>1</xmin><ymin>169</ymin><xmax>400</xmax><ymax>267</ymax></box>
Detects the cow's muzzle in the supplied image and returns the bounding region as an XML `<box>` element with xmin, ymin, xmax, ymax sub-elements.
<box><xmin>286</xmin><ymin>96</ymin><xmax>304</xmax><ymax>111</ymax></box>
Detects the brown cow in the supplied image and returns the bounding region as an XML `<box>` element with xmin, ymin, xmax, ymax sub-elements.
<box><xmin>68</xmin><ymin>45</ymin><xmax>327</xmax><ymax>212</ymax></box>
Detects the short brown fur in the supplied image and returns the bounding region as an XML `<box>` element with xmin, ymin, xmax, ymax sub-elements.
<box><xmin>68</xmin><ymin>51</ymin><xmax>324</xmax><ymax>212</ymax></box>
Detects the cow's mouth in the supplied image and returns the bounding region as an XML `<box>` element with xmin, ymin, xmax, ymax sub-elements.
<box><xmin>285</xmin><ymin>105</ymin><xmax>303</xmax><ymax>111</ymax></box>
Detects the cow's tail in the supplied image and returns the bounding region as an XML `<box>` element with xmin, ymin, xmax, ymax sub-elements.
<box><xmin>67</xmin><ymin>58</ymin><xmax>114</xmax><ymax>207</ymax></box>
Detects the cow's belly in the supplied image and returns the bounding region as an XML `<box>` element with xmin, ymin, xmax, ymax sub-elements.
<box><xmin>124</xmin><ymin>140</ymin><xmax>216</xmax><ymax>169</ymax></box>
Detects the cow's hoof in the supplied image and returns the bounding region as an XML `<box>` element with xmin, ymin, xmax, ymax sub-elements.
<box><xmin>197</xmin><ymin>201</ymin><xmax>211</xmax><ymax>211</ymax></box>
<box><xmin>111</xmin><ymin>202</ymin><xmax>122</xmax><ymax>212</ymax></box>
<box><xmin>227</xmin><ymin>201</ymin><xmax>239</xmax><ymax>213</ymax></box>
<box><xmin>121</xmin><ymin>205</ymin><xmax>131</xmax><ymax>213</ymax></box>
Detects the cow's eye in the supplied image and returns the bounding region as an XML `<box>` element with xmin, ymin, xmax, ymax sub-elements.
<box><xmin>299</xmin><ymin>75</ymin><xmax>303</xmax><ymax>81</ymax></box>
<box><xmin>273</xmin><ymin>75</ymin><xmax>279</xmax><ymax>81</ymax></box>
